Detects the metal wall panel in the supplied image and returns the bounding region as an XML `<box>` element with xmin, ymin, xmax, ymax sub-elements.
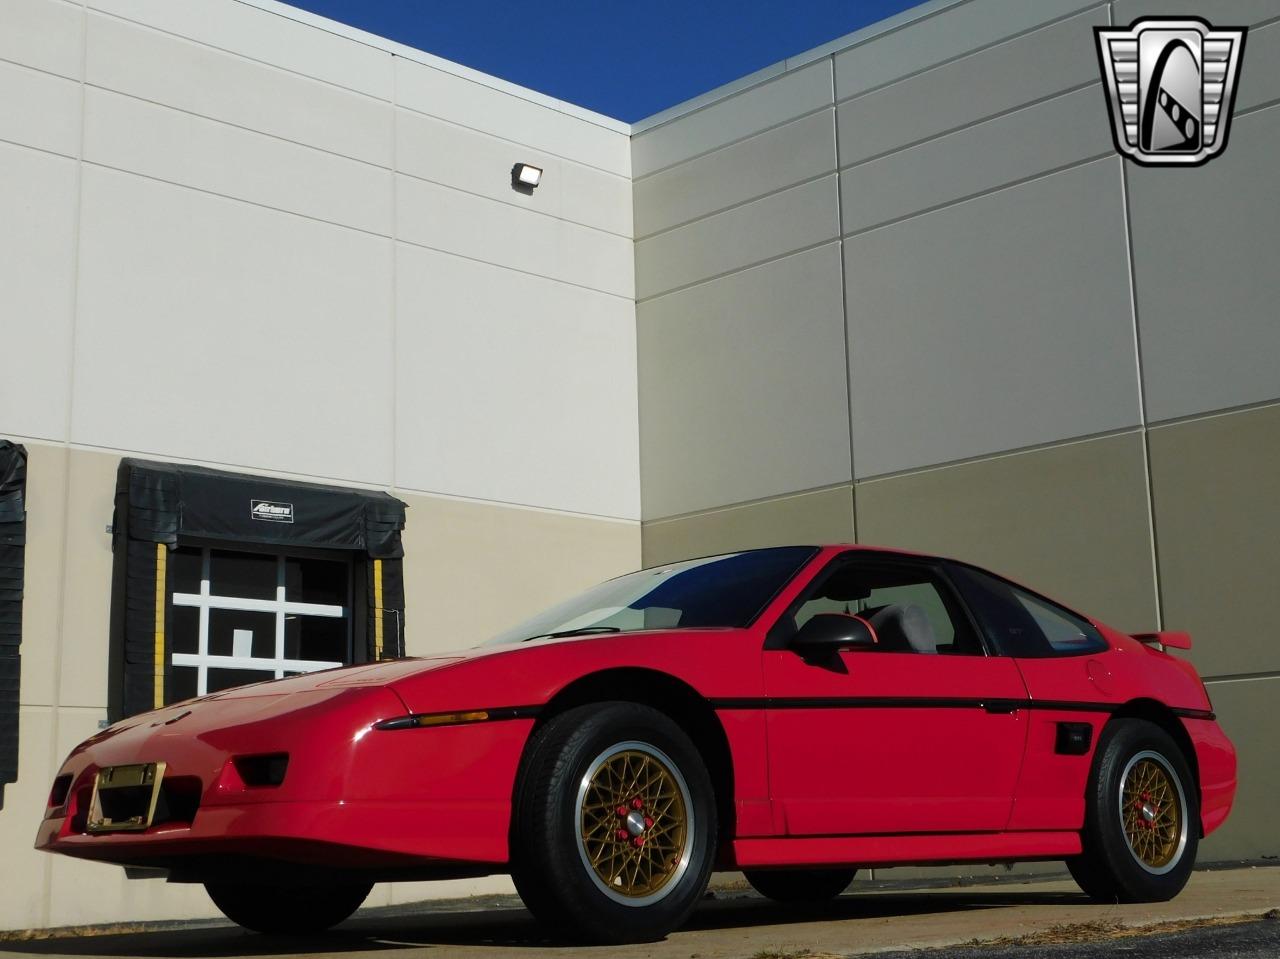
<box><xmin>0</xmin><ymin>144</ymin><xmax>76</xmax><ymax>444</ymax></box>
<box><xmin>845</xmin><ymin>159</ymin><xmax>1141</xmax><ymax>479</ymax></box>
<box><xmin>395</xmin><ymin>245</ymin><xmax>640</xmax><ymax>520</ymax></box>
<box><xmin>398</xmin><ymin>490</ymin><xmax>640</xmax><ymax>651</ymax></box>
<box><xmin>0</xmin><ymin>0</ymin><xmax>84</xmax><ymax>81</ymax></box>
<box><xmin>642</xmin><ymin>486</ymin><xmax>855</xmax><ymax>568</ymax></box>
<box><xmin>85</xmin><ymin>13</ymin><xmax>394</xmax><ymax>168</ymax></box>
<box><xmin>635</xmin><ymin>175</ymin><xmax>839</xmax><ymax>299</ymax></box>
<box><xmin>0</xmin><ymin>60</ymin><xmax>79</xmax><ymax>159</ymax></box>
<box><xmin>855</xmin><ymin>432</ymin><xmax>1160</xmax><ymax>632</ymax></box>
<box><xmin>394</xmin><ymin>57</ymin><xmax>629</xmax><ymax>177</ymax></box>
<box><xmin>83</xmin><ymin>88</ymin><xmax>394</xmax><ymax>236</ymax></box>
<box><xmin>1127</xmin><ymin>106</ymin><xmax>1280</xmax><ymax>423</ymax></box>
<box><xmin>840</xmin><ymin>85</ymin><xmax>1112</xmax><ymax>235</ymax></box>
<box><xmin>638</xmin><ymin>244</ymin><xmax>850</xmax><ymax>520</ymax></box>
<box><xmin>71</xmin><ymin>166</ymin><xmax>396</xmax><ymax>485</ymax></box>
<box><xmin>635</xmin><ymin>109</ymin><xmax>836</xmax><ymax>239</ymax></box>
<box><xmin>833</xmin><ymin>0</ymin><xmax>1097</xmax><ymax>101</ymax></box>
<box><xmin>1148</xmin><ymin>404</ymin><xmax>1280</xmax><ymax>679</ymax></box>
<box><xmin>1195</xmin><ymin>676</ymin><xmax>1280</xmax><ymax>861</ymax></box>
<box><xmin>631</xmin><ymin>60</ymin><xmax>833</xmax><ymax>178</ymax></box>
<box><xmin>836</xmin><ymin>5</ymin><xmax>1107</xmax><ymax>168</ymax></box>
<box><xmin>88</xmin><ymin>0</ymin><xmax>393</xmax><ymax>99</ymax></box>
<box><xmin>397</xmin><ymin>173</ymin><xmax>634</xmax><ymax>299</ymax></box>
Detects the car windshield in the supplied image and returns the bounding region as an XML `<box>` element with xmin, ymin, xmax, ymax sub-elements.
<box><xmin>484</xmin><ymin>546</ymin><xmax>818</xmax><ymax>645</ymax></box>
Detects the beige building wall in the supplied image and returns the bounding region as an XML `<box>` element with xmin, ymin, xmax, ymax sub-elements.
<box><xmin>0</xmin><ymin>0</ymin><xmax>640</xmax><ymax>932</ymax></box>
<box><xmin>2</xmin><ymin>0</ymin><xmax>1277</xmax><ymax>934</ymax></box>
<box><xmin>634</xmin><ymin>0</ymin><xmax>1280</xmax><ymax>872</ymax></box>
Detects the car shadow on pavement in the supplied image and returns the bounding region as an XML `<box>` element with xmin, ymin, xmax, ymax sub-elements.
<box><xmin>0</xmin><ymin>890</ymin><xmax>1090</xmax><ymax>957</ymax></box>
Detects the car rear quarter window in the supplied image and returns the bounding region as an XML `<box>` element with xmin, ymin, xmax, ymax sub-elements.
<box><xmin>948</xmin><ymin>564</ymin><xmax>1108</xmax><ymax>658</ymax></box>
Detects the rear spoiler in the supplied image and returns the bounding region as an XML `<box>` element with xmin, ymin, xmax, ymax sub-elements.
<box><xmin>1133</xmin><ymin>630</ymin><xmax>1192</xmax><ymax>651</ymax></box>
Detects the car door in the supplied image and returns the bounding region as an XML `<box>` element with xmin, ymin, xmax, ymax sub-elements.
<box><xmin>761</xmin><ymin>553</ymin><xmax>1030</xmax><ymax>836</ymax></box>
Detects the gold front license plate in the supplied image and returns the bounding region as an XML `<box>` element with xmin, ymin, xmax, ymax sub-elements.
<box><xmin>87</xmin><ymin>762</ymin><xmax>167</xmax><ymax>834</ymax></box>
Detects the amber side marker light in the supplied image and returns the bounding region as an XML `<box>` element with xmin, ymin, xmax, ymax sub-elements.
<box><xmin>375</xmin><ymin>711</ymin><xmax>490</xmax><ymax>731</ymax></box>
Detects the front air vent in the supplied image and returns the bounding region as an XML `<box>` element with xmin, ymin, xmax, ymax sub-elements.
<box><xmin>233</xmin><ymin>753</ymin><xmax>289</xmax><ymax>787</ymax></box>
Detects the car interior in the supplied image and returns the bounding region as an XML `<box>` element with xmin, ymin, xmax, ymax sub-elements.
<box><xmin>795</xmin><ymin>563</ymin><xmax>985</xmax><ymax>656</ymax></box>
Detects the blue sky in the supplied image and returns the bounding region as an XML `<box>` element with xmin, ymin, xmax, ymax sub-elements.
<box><xmin>280</xmin><ymin>1</ymin><xmax>926</xmax><ymax>122</ymax></box>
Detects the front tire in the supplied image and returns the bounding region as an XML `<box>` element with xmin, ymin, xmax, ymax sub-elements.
<box><xmin>511</xmin><ymin>702</ymin><xmax>717</xmax><ymax>944</ymax></box>
<box><xmin>205</xmin><ymin>881</ymin><xmax>371</xmax><ymax>934</ymax></box>
<box><xmin>745</xmin><ymin>868</ymin><xmax>856</xmax><ymax>903</ymax></box>
<box><xmin>1069</xmin><ymin>719</ymin><xmax>1198</xmax><ymax>903</ymax></box>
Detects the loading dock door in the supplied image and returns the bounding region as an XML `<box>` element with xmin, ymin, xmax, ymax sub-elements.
<box><xmin>109</xmin><ymin>459</ymin><xmax>407</xmax><ymax>718</ymax></box>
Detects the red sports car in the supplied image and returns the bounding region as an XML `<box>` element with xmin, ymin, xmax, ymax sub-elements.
<box><xmin>36</xmin><ymin>545</ymin><xmax>1236</xmax><ymax>943</ymax></box>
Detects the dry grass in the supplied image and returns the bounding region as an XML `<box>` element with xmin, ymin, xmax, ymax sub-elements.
<box><xmin>966</xmin><ymin>910</ymin><xmax>1278</xmax><ymax>948</ymax></box>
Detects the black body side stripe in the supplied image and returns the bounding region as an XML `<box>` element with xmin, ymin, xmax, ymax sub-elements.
<box><xmin>709</xmin><ymin>697</ymin><xmax>1213</xmax><ymax>721</ymax></box>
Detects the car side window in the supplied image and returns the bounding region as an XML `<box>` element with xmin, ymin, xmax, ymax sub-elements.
<box><xmin>791</xmin><ymin>560</ymin><xmax>984</xmax><ymax>655</ymax></box>
<box><xmin>948</xmin><ymin>564</ymin><xmax>1108</xmax><ymax>658</ymax></box>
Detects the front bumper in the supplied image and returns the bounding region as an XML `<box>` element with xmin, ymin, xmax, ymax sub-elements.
<box><xmin>35</xmin><ymin>687</ymin><xmax>534</xmax><ymax>878</ymax></box>
<box><xmin>37</xmin><ymin>797</ymin><xmax>511</xmax><ymax>873</ymax></box>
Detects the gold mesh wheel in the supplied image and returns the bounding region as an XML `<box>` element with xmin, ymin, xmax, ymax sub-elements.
<box><xmin>576</xmin><ymin>745</ymin><xmax>691</xmax><ymax>903</ymax></box>
<box><xmin>1120</xmin><ymin>753</ymin><xmax>1185</xmax><ymax>871</ymax></box>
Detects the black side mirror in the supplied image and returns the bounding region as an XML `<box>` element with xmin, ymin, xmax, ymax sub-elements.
<box><xmin>791</xmin><ymin>613</ymin><xmax>878</xmax><ymax>660</ymax></box>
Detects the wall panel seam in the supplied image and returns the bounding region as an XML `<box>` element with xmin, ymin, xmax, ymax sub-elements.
<box><xmin>633</xmin><ymin>166</ymin><xmax>836</xmax><ymax>243</ymax></box>
<box><xmin>1203</xmin><ymin>672</ymin><xmax>1280</xmax><ymax>684</ymax></box>
<box><xmin>841</xmin><ymin>151</ymin><xmax>1115</xmax><ymax>241</ymax></box>
<box><xmin>1238</xmin><ymin>95</ymin><xmax>1280</xmax><ymax>119</ymax></box>
<box><xmin>629</xmin><ymin>60</ymin><xmax>832</xmax><ymax>148</ymax></box>
<box><xmin>852</xmin><ymin>424</ymin><xmax>1146</xmax><ymax>485</ymax></box>
<box><xmin>834</xmin><ymin>2</ymin><xmax>1109</xmax><ymax>107</ymax></box>
<box><xmin>90</xmin><ymin>10</ymin><xmax>630</xmax><ymax>177</ymax></box>
<box><xmin>83</xmin><ymin>82</ymin><xmax>394</xmax><ymax>171</ymax></box>
<box><xmin>80</xmin><ymin>158</ymin><xmax>393</xmax><ymax>239</ymax></box>
<box><xmin>1116</xmin><ymin>111</ymin><xmax>1166</xmax><ymax>630</ymax></box>
<box><xmin>389</xmin><ymin>46</ymin><xmax>400</xmax><ymax>497</ymax></box>
<box><xmin>0</xmin><ymin>135</ymin><xmax>78</xmax><ymax>164</ymax></box>
<box><xmin>89</xmin><ymin>8</ymin><xmax>395</xmax><ymax>105</ymax></box>
<box><xmin>831</xmin><ymin>55</ymin><xmax>858</xmax><ymax>542</ymax></box>
<box><xmin>1146</xmin><ymin>397</ymin><xmax>1280</xmax><ymax>431</ymax></box>
<box><xmin>0</xmin><ymin>52</ymin><xmax>82</xmax><ymax>87</ymax></box>
<box><xmin>41</xmin><ymin>0</ymin><xmax>90</xmax><ymax>927</ymax></box>
<box><xmin>642</xmin><ymin>482</ymin><xmax>857</xmax><ymax>526</ymax></box>
<box><xmin>15</xmin><ymin>436</ymin><xmax>638</xmax><ymax>524</ymax></box>
<box><xmin>395</xmin><ymin>167</ymin><xmax>632</xmax><ymax>240</ymax></box>
<box><xmin>837</xmin><ymin>79</ymin><xmax>1102</xmax><ymax>173</ymax></box>
<box><xmin>394</xmin><ymin>236</ymin><xmax>634</xmax><ymax>302</ymax></box>
<box><xmin>394</xmin><ymin>100</ymin><xmax>632</xmax><ymax>180</ymax></box>
<box><xmin>636</xmin><ymin>237</ymin><xmax>841</xmax><ymax>306</ymax></box>
<box><xmin>632</xmin><ymin>103</ymin><xmax>833</xmax><ymax>182</ymax></box>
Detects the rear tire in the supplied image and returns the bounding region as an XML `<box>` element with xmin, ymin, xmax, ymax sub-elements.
<box><xmin>511</xmin><ymin>702</ymin><xmax>717</xmax><ymax>944</ymax></box>
<box><xmin>1069</xmin><ymin>718</ymin><xmax>1198</xmax><ymax>903</ymax></box>
<box><xmin>744</xmin><ymin>868</ymin><xmax>856</xmax><ymax>903</ymax></box>
<box><xmin>205</xmin><ymin>881</ymin><xmax>371</xmax><ymax>934</ymax></box>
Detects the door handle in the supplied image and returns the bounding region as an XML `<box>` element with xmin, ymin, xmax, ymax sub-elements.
<box><xmin>982</xmin><ymin>700</ymin><xmax>1020</xmax><ymax>714</ymax></box>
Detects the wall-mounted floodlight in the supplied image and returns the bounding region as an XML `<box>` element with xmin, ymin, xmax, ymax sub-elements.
<box><xmin>511</xmin><ymin>162</ymin><xmax>543</xmax><ymax>193</ymax></box>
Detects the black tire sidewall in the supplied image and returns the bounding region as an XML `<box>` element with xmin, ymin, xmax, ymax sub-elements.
<box><xmin>744</xmin><ymin>868</ymin><xmax>857</xmax><ymax>903</ymax></box>
<box><xmin>205</xmin><ymin>882</ymin><xmax>371</xmax><ymax>934</ymax></box>
<box><xmin>1084</xmin><ymin>719</ymin><xmax>1199</xmax><ymax>902</ymax></box>
<box><xmin>512</xmin><ymin>702</ymin><xmax>717</xmax><ymax>943</ymax></box>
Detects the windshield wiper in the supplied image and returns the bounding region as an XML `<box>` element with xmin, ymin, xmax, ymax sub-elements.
<box><xmin>518</xmin><ymin>626</ymin><xmax>622</xmax><ymax>643</ymax></box>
